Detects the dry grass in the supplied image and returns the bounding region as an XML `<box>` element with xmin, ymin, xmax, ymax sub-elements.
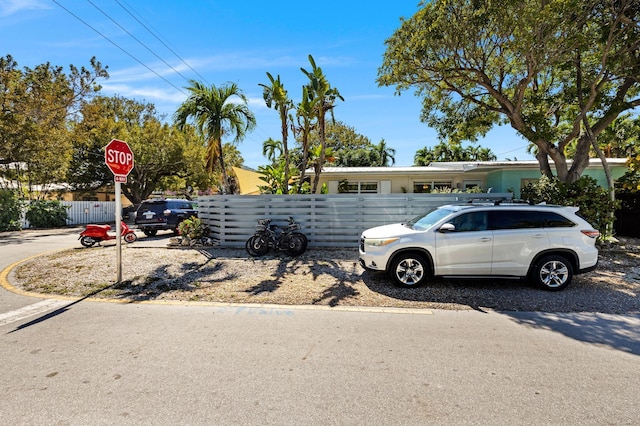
<box><xmin>12</xmin><ymin>237</ymin><xmax>640</xmax><ymax>313</ymax></box>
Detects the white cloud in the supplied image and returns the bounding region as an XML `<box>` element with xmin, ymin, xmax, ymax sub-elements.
<box><xmin>100</xmin><ymin>82</ymin><xmax>185</xmax><ymax>104</ymax></box>
<box><xmin>0</xmin><ymin>0</ymin><xmax>50</xmax><ymax>17</ymax></box>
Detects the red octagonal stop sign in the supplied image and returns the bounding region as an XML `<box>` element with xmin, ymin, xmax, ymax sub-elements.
<box><xmin>105</xmin><ymin>139</ymin><xmax>134</xmax><ymax>177</ymax></box>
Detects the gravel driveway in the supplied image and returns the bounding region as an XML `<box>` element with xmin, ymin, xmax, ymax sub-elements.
<box><xmin>11</xmin><ymin>237</ymin><xmax>640</xmax><ymax>313</ymax></box>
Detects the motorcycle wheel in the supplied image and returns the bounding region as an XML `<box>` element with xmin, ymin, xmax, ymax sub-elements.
<box><xmin>124</xmin><ymin>232</ymin><xmax>138</xmax><ymax>243</ymax></box>
<box><xmin>80</xmin><ymin>236</ymin><xmax>97</xmax><ymax>247</ymax></box>
<box><xmin>283</xmin><ymin>233</ymin><xmax>307</xmax><ymax>256</ymax></box>
<box><xmin>246</xmin><ymin>235</ymin><xmax>269</xmax><ymax>257</ymax></box>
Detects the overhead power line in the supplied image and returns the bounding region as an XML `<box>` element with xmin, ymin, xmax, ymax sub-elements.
<box><xmin>51</xmin><ymin>0</ymin><xmax>186</xmax><ymax>95</ymax></box>
<box><xmin>86</xmin><ymin>0</ymin><xmax>194</xmax><ymax>85</ymax></box>
<box><xmin>114</xmin><ymin>0</ymin><xmax>210</xmax><ymax>85</ymax></box>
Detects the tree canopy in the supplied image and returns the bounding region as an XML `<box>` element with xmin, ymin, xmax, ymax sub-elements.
<box><xmin>378</xmin><ymin>0</ymin><xmax>640</xmax><ymax>183</ymax></box>
<box><xmin>69</xmin><ymin>95</ymin><xmax>212</xmax><ymax>204</ymax></box>
<box><xmin>0</xmin><ymin>55</ymin><xmax>107</xmax><ymax>197</ymax></box>
<box><xmin>414</xmin><ymin>142</ymin><xmax>497</xmax><ymax>165</ymax></box>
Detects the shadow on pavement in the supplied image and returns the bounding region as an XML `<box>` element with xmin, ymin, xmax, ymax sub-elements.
<box><xmin>503</xmin><ymin>311</ymin><xmax>640</xmax><ymax>356</ymax></box>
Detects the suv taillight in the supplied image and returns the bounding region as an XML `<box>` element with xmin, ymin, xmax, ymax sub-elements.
<box><xmin>163</xmin><ymin>209</ymin><xmax>171</xmax><ymax>216</ymax></box>
<box><xmin>581</xmin><ymin>230</ymin><xmax>600</xmax><ymax>239</ymax></box>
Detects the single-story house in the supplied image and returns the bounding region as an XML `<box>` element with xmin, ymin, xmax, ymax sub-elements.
<box><xmin>306</xmin><ymin>158</ymin><xmax>628</xmax><ymax>198</ymax></box>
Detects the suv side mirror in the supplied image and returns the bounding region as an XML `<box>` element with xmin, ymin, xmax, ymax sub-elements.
<box><xmin>439</xmin><ymin>223</ymin><xmax>455</xmax><ymax>233</ymax></box>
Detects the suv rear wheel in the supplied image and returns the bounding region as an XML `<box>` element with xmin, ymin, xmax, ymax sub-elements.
<box><xmin>532</xmin><ymin>254</ymin><xmax>573</xmax><ymax>291</ymax></box>
<box><xmin>143</xmin><ymin>229</ymin><xmax>158</xmax><ymax>237</ymax></box>
<box><xmin>389</xmin><ymin>253</ymin><xmax>428</xmax><ymax>287</ymax></box>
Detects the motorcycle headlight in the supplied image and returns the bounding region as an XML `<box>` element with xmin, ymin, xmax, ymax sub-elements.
<box><xmin>364</xmin><ymin>238</ymin><xmax>399</xmax><ymax>247</ymax></box>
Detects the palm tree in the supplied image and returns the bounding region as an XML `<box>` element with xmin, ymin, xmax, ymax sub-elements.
<box><xmin>376</xmin><ymin>139</ymin><xmax>396</xmax><ymax>166</ymax></box>
<box><xmin>262</xmin><ymin>138</ymin><xmax>283</xmax><ymax>165</ymax></box>
<box><xmin>260</xmin><ymin>73</ymin><xmax>294</xmax><ymax>194</ymax></box>
<box><xmin>174</xmin><ymin>80</ymin><xmax>256</xmax><ymax>194</ymax></box>
<box><xmin>301</xmin><ymin>55</ymin><xmax>343</xmax><ymax>193</ymax></box>
<box><xmin>293</xmin><ymin>85</ymin><xmax>316</xmax><ymax>193</ymax></box>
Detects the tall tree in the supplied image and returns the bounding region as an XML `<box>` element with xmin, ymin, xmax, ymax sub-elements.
<box><xmin>292</xmin><ymin>85</ymin><xmax>316</xmax><ymax>193</ymax></box>
<box><xmin>375</xmin><ymin>139</ymin><xmax>396</xmax><ymax>166</ymax></box>
<box><xmin>260</xmin><ymin>73</ymin><xmax>294</xmax><ymax>193</ymax></box>
<box><xmin>174</xmin><ymin>81</ymin><xmax>256</xmax><ymax>194</ymax></box>
<box><xmin>301</xmin><ymin>55</ymin><xmax>343</xmax><ymax>193</ymax></box>
<box><xmin>69</xmin><ymin>95</ymin><xmax>210</xmax><ymax>204</ymax></box>
<box><xmin>262</xmin><ymin>138</ymin><xmax>283</xmax><ymax>165</ymax></box>
<box><xmin>0</xmin><ymin>55</ymin><xmax>107</xmax><ymax>197</ymax></box>
<box><xmin>378</xmin><ymin>0</ymin><xmax>640</xmax><ymax>184</ymax></box>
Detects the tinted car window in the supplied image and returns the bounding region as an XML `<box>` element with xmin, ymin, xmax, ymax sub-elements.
<box><xmin>448</xmin><ymin>212</ymin><xmax>489</xmax><ymax>232</ymax></box>
<box><xmin>167</xmin><ymin>201</ymin><xmax>195</xmax><ymax>210</ymax></box>
<box><xmin>539</xmin><ymin>212</ymin><xmax>576</xmax><ymax>228</ymax></box>
<box><xmin>489</xmin><ymin>210</ymin><xmax>576</xmax><ymax>230</ymax></box>
<box><xmin>489</xmin><ymin>211</ymin><xmax>542</xmax><ymax>230</ymax></box>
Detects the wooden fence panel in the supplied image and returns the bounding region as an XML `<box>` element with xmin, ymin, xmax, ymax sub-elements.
<box><xmin>198</xmin><ymin>193</ymin><xmax>512</xmax><ymax>248</ymax></box>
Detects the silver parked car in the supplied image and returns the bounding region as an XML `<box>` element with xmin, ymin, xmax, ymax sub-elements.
<box><xmin>359</xmin><ymin>203</ymin><xmax>600</xmax><ymax>291</ymax></box>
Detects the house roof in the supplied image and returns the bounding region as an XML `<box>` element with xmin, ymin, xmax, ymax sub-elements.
<box><xmin>308</xmin><ymin>158</ymin><xmax>627</xmax><ymax>175</ymax></box>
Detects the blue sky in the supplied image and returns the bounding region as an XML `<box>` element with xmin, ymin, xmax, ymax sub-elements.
<box><xmin>1</xmin><ymin>0</ymin><xmax>534</xmax><ymax>169</ymax></box>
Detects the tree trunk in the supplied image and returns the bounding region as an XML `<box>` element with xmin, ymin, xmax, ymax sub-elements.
<box><xmin>281</xmin><ymin>115</ymin><xmax>289</xmax><ymax>195</ymax></box>
<box><xmin>298</xmin><ymin>132</ymin><xmax>309</xmax><ymax>194</ymax></box>
<box><xmin>312</xmin><ymin>113</ymin><xmax>326</xmax><ymax>194</ymax></box>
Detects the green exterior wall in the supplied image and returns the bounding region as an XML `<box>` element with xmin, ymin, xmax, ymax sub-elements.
<box><xmin>487</xmin><ymin>164</ymin><xmax>627</xmax><ymax>198</ymax></box>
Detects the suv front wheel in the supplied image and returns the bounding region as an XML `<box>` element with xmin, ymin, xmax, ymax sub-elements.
<box><xmin>389</xmin><ymin>253</ymin><xmax>428</xmax><ymax>288</ymax></box>
<box><xmin>532</xmin><ymin>255</ymin><xmax>574</xmax><ymax>291</ymax></box>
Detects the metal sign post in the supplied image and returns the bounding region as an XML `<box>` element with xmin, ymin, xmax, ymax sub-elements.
<box><xmin>115</xmin><ymin>178</ymin><xmax>123</xmax><ymax>282</ymax></box>
<box><xmin>105</xmin><ymin>139</ymin><xmax>134</xmax><ymax>284</ymax></box>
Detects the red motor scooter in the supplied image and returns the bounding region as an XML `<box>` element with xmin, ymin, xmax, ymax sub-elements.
<box><xmin>79</xmin><ymin>221</ymin><xmax>138</xmax><ymax>247</ymax></box>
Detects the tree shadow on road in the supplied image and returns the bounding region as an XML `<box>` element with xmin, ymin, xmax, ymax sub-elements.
<box><xmin>504</xmin><ymin>311</ymin><xmax>640</xmax><ymax>356</ymax></box>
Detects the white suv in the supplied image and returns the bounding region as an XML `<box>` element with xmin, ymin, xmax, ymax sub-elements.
<box><xmin>359</xmin><ymin>204</ymin><xmax>600</xmax><ymax>291</ymax></box>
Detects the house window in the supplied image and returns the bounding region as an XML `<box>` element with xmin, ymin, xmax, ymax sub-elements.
<box><xmin>413</xmin><ymin>181</ymin><xmax>453</xmax><ymax>193</ymax></box>
<box><xmin>463</xmin><ymin>180</ymin><xmax>482</xmax><ymax>190</ymax></box>
<box><xmin>342</xmin><ymin>181</ymin><xmax>378</xmax><ymax>194</ymax></box>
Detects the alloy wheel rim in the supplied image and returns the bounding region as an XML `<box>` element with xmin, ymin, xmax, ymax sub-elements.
<box><xmin>396</xmin><ymin>259</ymin><xmax>424</xmax><ymax>285</ymax></box>
<box><xmin>540</xmin><ymin>260</ymin><xmax>569</xmax><ymax>288</ymax></box>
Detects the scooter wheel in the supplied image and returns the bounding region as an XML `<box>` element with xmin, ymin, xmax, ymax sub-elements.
<box><xmin>124</xmin><ymin>232</ymin><xmax>138</xmax><ymax>243</ymax></box>
<box><xmin>80</xmin><ymin>236</ymin><xmax>97</xmax><ymax>247</ymax></box>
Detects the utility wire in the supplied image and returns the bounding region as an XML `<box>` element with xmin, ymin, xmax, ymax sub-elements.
<box><xmin>51</xmin><ymin>0</ymin><xmax>186</xmax><ymax>95</ymax></box>
<box><xmin>114</xmin><ymin>0</ymin><xmax>210</xmax><ymax>85</ymax></box>
<box><xmin>86</xmin><ymin>0</ymin><xmax>193</xmax><ymax>85</ymax></box>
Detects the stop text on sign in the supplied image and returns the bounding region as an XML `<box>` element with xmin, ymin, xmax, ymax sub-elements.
<box><xmin>106</xmin><ymin>149</ymin><xmax>133</xmax><ymax>166</ymax></box>
<box><xmin>104</xmin><ymin>139</ymin><xmax>134</xmax><ymax>177</ymax></box>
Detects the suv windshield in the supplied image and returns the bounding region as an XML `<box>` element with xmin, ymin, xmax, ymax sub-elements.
<box><xmin>406</xmin><ymin>207</ymin><xmax>457</xmax><ymax>231</ymax></box>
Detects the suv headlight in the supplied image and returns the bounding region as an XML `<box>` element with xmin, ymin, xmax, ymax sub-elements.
<box><xmin>365</xmin><ymin>238</ymin><xmax>399</xmax><ymax>247</ymax></box>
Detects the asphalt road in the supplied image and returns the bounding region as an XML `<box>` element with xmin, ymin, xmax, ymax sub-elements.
<box><xmin>1</xmin><ymin>227</ymin><xmax>639</xmax><ymax>425</ymax></box>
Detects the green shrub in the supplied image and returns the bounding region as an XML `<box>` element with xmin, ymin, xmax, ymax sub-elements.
<box><xmin>0</xmin><ymin>190</ymin><xmax>23</xmax><ymax>231</ymax></box>
<box><xmin>25</xmin><ymin>200</ymin><xmax>69</xmax><ymax>228</ymax></box>
<box><xmin>521</xmin><ymin>176</ymin><xmax>618</xmax><ymax>240</ymax></box>
<box><xmin>178</xmin><ymin>216</ymin><xmax>209</xmax><ymax>240</ymax></box>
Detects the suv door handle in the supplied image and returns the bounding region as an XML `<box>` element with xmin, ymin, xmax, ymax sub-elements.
<box><xmin>479</xmin><ymin>237</ymin><xmax>492</xmax><ymax>242</ymax></box>
<box><xmin>532</xmin><ymin>234</ymin><xmax>546</xmax><ymax>239</ymax></box>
